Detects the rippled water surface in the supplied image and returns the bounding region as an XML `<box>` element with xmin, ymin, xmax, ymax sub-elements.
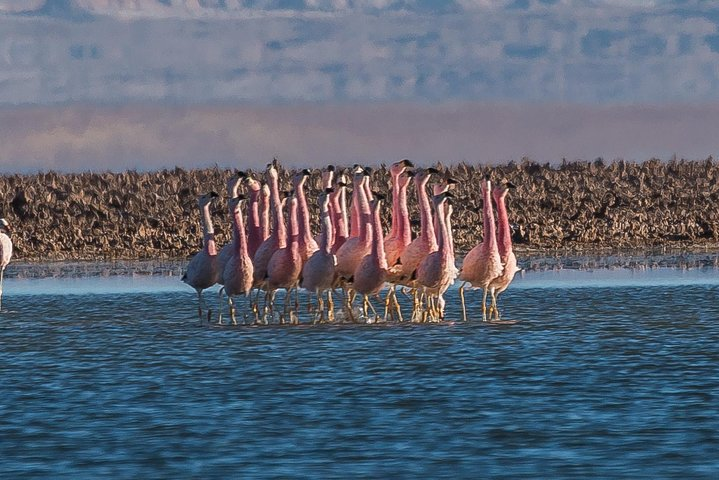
<box><xmin>2</xmin><ymin>264</ymin><xmax>719</xmax><ymax>478</ymax></box>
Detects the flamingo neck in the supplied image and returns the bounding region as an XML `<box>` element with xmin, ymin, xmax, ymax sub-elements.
<box><xmin>295</xmin><ymin>178</ymin><xmax>314</xmax><ymax>245</ymax></box>
<box><xmin>483</xmin><ymin>183</ymin><xmax>498</xmax><ymax>250</ymax></box>
<box><xmin>357</xmin><ymin>178</ymin><xmax>372</xmax><ymax>243</ymax></box>
<box><xmin>350</xmin><ymin>177</ymin><xmax>362</xmax><ymax>238</ymax></box>
<box><xmin>288</xmin><ymin>199</ymin><xmax>299</xmax><ymax>246</ymax></box>
<box><xmin>232</xmin><ymin>205</ymin><xmax>249</xmax><ymax>258</ymax></box>
<box><xmin>201</xmin><ymin>203</ymin><xmax>217</xmax><ymax>256</ymax></box>
<box><xmin>371</xmin><ymin>204</ymin><xmax>387</xmax><ymax>269</ymax></box>
<box><xmin>416</xmin><ymin>177</ymin><xmax>437</xmax><ymax>247</ymax></box>
<box><xmin>388</xmin><ymin>171</ymin><xmax>400</xmax><ymax>238</ymax></box>
<box><xmin>397</xmin><ymin>180</ymin><xmax>412</xmax><ymax>244</ymax></box>
<box><xmin>319</xmin><ymin>202</ymin><xmax>333</xmax><ymax>255</ymax></box>
<box><xmin>495</xmin><ymin>192</ymin><xmax>512</xmax><ymax>257</ymax></box>
<box><xmin>260</xmin><ymin>193</ymin><xmax>270</xmax><ymax>241</ymax></box>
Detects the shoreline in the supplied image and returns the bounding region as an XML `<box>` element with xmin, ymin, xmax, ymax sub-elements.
<box><xmin>7</xmin><ymin>247</ymin><xmax>719</xmax><ymax>279</ymax></box>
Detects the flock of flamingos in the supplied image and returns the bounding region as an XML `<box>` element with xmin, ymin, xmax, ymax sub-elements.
<box><xmin>182</xmin><ymin>159</ymin><xmax>519</xmax><ymax>325</ymax></box>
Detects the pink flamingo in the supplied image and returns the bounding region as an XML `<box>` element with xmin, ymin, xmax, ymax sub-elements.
<box><xmin>293</xmin><ymin>169</ymin><xmax>319</xmax><ymax>264</ymax></box>
<box><xmin>252</xmin><ymin>163</ymin><xmax>283</xmax><ymax>287</ymax></box>
<box><xmin>314</xmin><ymin>165</ymin><xmax>335</xmax><ymax>248</ymax></box>
<box><xmin>433</xmin><ymin>176</ymin><xmax>458</xmax><ymax>259</ymax></box>
<box><xmin>399</xmin><ymin>168</ymin><xmax>439</xmax><ymax>282</ymax></box>
<box><xmin>335</xmin><ymin>169</ymin><xmax>372</xmax><ymax>281</ymax></box>
<box><xmin>352</xmin><ymin>193</ymin><xmax>389</xmax><ymax>321</ymax></box>
<box><xmin>458</xmin><ymin>175</ymin><xmax>503</xmax><ymax>322</ymax></box>
<box><xmin>266</xmin><ymin>193</ymin><xmax>302</xmax><ymax>324</ymax></box>
<box><xmin>384</xmin><ymin>159</ymin><xmax>414</xmax><ymax>267</ymax></box>
<box><xmin>220</xmin><ymin>195</ymin><xmax>254</xmax><ymax>325</ymax></box>
<box><xmin>488</xmin><ymin>180</ymin><xmax>519</xmax><ymax>320</ymax></box>
<box><xmin>0</xmin><ymin>218</ymin><xmax>13</xmax><ymax>311</ymax></box>
<box><xmin>182</xmin><ymin>191</ymin><xmax>221</xmax><ymax>322</ymax></box>
<box><xmin>330</xmin><ymin>173</ymin><xmax>349</xmax><ymax>253</ymax></box>
<box><xmin>301</xmin><ymin>188</ymin><xmax>337</xmax><ymax>322</ymax></box>
<box><xmin>245</xmin><ymin>174</ymin><xmax>265</xmax><ymax>260</ymax></box>
<box><xmin>259</xmin><ymin>182</ymin><xmax>271</xmax><ymax>244</ymax></box>
<box><xmin>416</xmin><ymin>192</ymin><xmax>456</xmax><ymax>321</ymax></box>
<box><xmin>216</xmin><ymin>171</ymin><xmax>245</xmax><ymax>284</ymax></box>
<box><xmin>348</xmin><ymin>165</ymin><xmax>368</xmax><ymax>238</ymax></box>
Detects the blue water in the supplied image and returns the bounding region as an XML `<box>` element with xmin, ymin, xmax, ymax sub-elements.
<box><xmin>1</xmin><ymin>266</ymin><xmax>719</xmax><ymax>478</ymax></box>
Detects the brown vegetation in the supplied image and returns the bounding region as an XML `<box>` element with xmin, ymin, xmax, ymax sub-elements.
<box><xmin>2</xmin><ymin>158</ymin><xmax>719</xmax><ymax>261</ymax></box>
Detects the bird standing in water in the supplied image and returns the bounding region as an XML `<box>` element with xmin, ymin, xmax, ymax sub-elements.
<box><xmin>488</xmin><ymin>180</ymin><xmax>519</xmax><ymax>320</ymax></box>
<box><xmin>0</xmin><ymin>218</ymin><xmax>13</xmax><ymax>311</ymax></box>
<box><xmin>182</xmin><ymin>192</ymin><xmax>221</xmax><ymax>322</ymax></box>
<box><xmin>458</xmin><ymin>176</ymin><xmax>503</xmax><ymax>322</ymax></box>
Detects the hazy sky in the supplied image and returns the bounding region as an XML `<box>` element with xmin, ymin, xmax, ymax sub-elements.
<box><xmin>1</xmin><ymin>0</ymin><xmax>718</xmax><ymax>172</ymax></box>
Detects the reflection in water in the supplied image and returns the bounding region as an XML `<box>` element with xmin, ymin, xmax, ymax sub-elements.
<box><xmin>1</xmin><ymin>266</ymin><xmax>718</xmax><ymax>478</ymax></box>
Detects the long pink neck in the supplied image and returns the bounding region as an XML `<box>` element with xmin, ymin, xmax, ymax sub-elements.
<box><xmin>288</xmin><ymin>198</ymin><xmax>299</xmax><ymax>247</ymax></box>
<box><xmin>436</xmin><ymin>200</ymin><xmax>449</xmax><ymax>255</ymax></box>
<box><xmin>371</xmin><ymin>202</ymin><xmax>387</xmax><ymax>269</ymax></box>
<box><xmin>319</xmin><ymin>199</ymin><xmax>333</xmax><ymax>255</ymax></box>
<box><xmin>269</xmin><ymin>174</ymin><xmax>285</xmax><ymax>245</ymax></box>
<box><xmin>416</xmin><ymin>176</ymin><xmax>437</xmax><ymax>248</ymax></box>
<box><xmin>350</xmin><ymin>176</ymin><xmax>362</xmax><ymax>238</ymax></box>
<box><xmin>294</xmin><ymin>177</ymin><xmax>314</xmax><ymax>245</ymax></box>
<box><xmin>358</xmin><ymin>177</ymin><xmax>372</xmax><ymax>243</ymax></box>
<box><xmin>247</xmin><ymin>188</ymin><xmax>262</xmax><ymax>256</ymax></box>
<box><xmin>389</xmin><ymin>171</ymin><xmax>401</xmax><ymax>239</ymax></box>
<box><xmin>259</xmin><ymin>190</ymin><xmax>270</xmax><ymax>241</ymax></box>
<box><xmin>201</xmin><ymin>203</ymin><xmax>217</xmax><ymax>256</ymax></box>
<box><xmin>494</xmin><ymin>191</ymin><xmax>512</xmax><ymax>257</ymax></box>
<box><xmin>232</xmin><ymin>203</ymin><xmax>249</xmax><ymax>258</ymax></box>
<box><xmin>397</xmin><ymin>179</ymin><xmax>411</xmax><ymax>245</ymax></box>
<box><xmin>331</xmin><ymin>186</ymin><xmax>349</xmax><ymax>252</ymax></box>
<box><xmin>483</xmin><ymin>182</ymin><xmax>497</xmax><ymax>250</ymax></box>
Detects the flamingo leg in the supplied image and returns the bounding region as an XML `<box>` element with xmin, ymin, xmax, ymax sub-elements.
<box><xmin>481</xmin><ymin>288</ymin><xmax>489</xmax><ymax>322</ymax></box>
<box><xmin>460</xmin><ymin>282</ymin><xmax>470</xmax><ymax>322</ymax></box>
<box><xmin>197</xmin><ymin>289</ymin><xmax>204</xmax><ymax>324</ymax></box>
<box><xmin>0</xmin><ymin>268</ymin><xmax>4</xmax><ymax>311</ymax></box>
<box><xmin>228</xmin><ymin>295</ymin><xmax>238</xmax><ymax>325</ymax></box>
<box><xmin>392</xmin><ymin>287</ymin><xmax>404</xmax><ymax>323</ymax></box>
<box><xmin>327</xmin><ymin>289</ymin><xmax>335</xmax><ymax>322</ymax></box>
<box><xmin>217</xmin><ymin>287</ymin><xmax>225</xmax><ymax>325</ymax></box>
<box><xmin>383</xmin><ymin>289</ymin><xmax>392</xmax><ymax>323</ymax></box>
<box><xmin>0</xmin><ymin>268</ymin><xmax>5</xmax><ymax>312</ymax></box>
<box><xmin>366</xmin><ymin>295</ymin><xmax>379</xmax><ymax>321</ymax></box>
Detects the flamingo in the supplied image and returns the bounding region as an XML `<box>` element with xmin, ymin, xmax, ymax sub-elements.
<box><xmin>259</xmin><ymin>181</ymin><xmax>271</xmax><ymax>244</ymax></box>
<box><xmin>314</xmin><ymin>165</ymin><xmax>335</xmax><ymax>248</ymax></box>
<box><xmin>329</xmin><ymin>173</ymin><xmax>349</xmax><ymax>253</ymax></box>
<box><xmin>216</xmin><ymin>171</ymin><xmax>246</xmax><ymax>284</ymax></box>
<box><xmin>266</xmin><ymin>193</ymin><xmax>302</xmax><ymax>324</ymax></box>
<box><xmin>293</xmin><ymin>169</ymin><xmax>319</xmax><ymax>264</ymax></box>
<box><xmin>301</xmin><ymin>188</ymin><xmax>337</xmax><ymax>323</ymax></box>
<box><xmin>335</xmin><ymin>168</ymin><xmax>372</xmax><ymax>281</ymax></box>
<box><xmin>352</xmin><ymin>193</ymin><xmax>389</xmax><ymax>322</ymax></box>
<box><xmin>416</xmin><ymin>192</ymin><xmax>456</xmax><ymax>321</ymax></box>
<box><xmin>458</xmin><ymin>175</ymin><xmax>503</xmax><ymax>322</ymax></box>
<box><xmin>182</xmin><ymin>191</ymin><xmax>221</xmax><ymax>322</ymax></box>
<box><xmin>488</xmin><ymin>180</ymin><xmax>519</xmax><ymax>320</ymax></box>
<box><xmin>398</xmin><ymin>167</ymin><xmax>439</xmax><ymax>283</ymax></box>
<box><xmin>0</xmin><ymin>218</ymin><xmax>13</xmax><ymax>311</ymax></box>
<box><xmin>384</xmin><ymin>159</ymin><xmax>414</xmax><ymax>267</ymax></box>
<box><xmin>252</xmin><ymin>162</ymin><xmax>283</xmax><ymax>287</ymax></box>
<box><xmin>220</xmin><ymin>195</ymin><xmax>254</xmax><ymax>325</ymax></box>
<box><xmin>245</xmin><ymin>174</ymin><xmax>265</xmax><ymax>260</ymax></box>
<box><xmin>433</xmin><ymin>176</ymin><xmax>458</xmax><ymax>259</ymax></box>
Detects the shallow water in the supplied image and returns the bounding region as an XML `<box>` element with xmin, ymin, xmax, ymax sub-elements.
<box><xmin>1</xmin><ymin>265</ymin><xmax>719</xmax><ymax>478</ymax></box>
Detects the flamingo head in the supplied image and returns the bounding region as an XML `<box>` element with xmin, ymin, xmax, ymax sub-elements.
<box><xmin>228</xmin><ymin>194</ymin><xmax>247</xmax><ymax>212</ymax></box>
<box><xmin>0</xmin><ymin>218</ymin><xmax>10</xmax><ymax>234</ymax></box>
<box><xmin>198</xmin><ymin>191</ymin><xmax>219</xmax><ymax>208</ymax></box>
<box><xmin>390</xmin><ymin>159</ymin><xmax>412</xmax><ymax>176</ymax></box>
